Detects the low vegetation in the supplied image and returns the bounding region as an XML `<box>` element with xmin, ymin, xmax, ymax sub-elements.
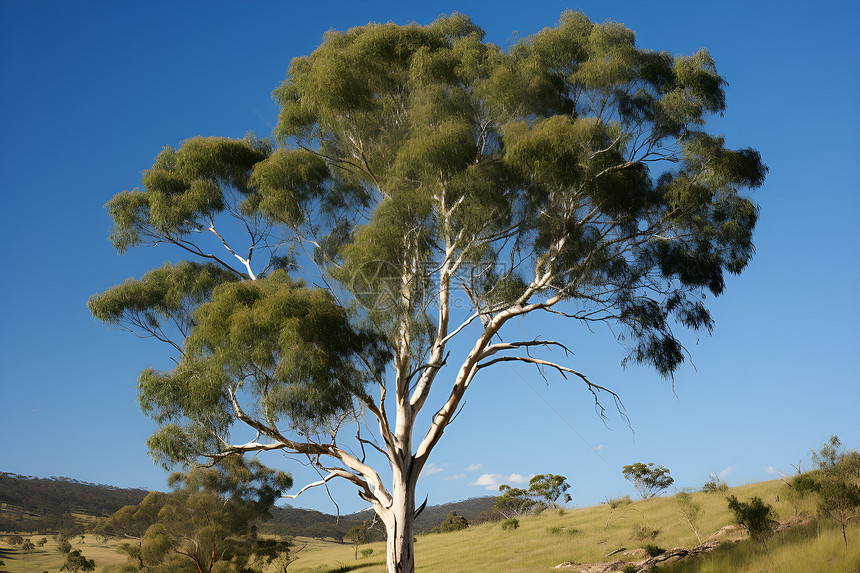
<box><xmin>2</xmin><ymin>437</ymin><xmax>857</xmax><ymax>572</ymax></box>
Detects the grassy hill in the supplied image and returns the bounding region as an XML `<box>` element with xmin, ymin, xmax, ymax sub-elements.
<box><xmin>2</xmin><ymin>477</ymin><xmax>857</xmax><ymax>572</ymax></box>
<box><xmin>273</xmin><ymin>479</ymin><xmax>860</xmax><ymax>573</ymax></box>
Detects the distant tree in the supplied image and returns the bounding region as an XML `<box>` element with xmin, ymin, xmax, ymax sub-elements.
<box><xmin>21</xmin><ymin>539</ymin><xmax>36</xmax><ymax>555</ymax></box>
<box><xmin>622</xmin><ymin>463</ymin><xmax>674</xmax><ymax>499</ymax></box>
<box><xmin>811</xmin><ymin>435</ymin><xmax>843</xmax><ymax>470</ymax></box>
<box><xmin>438</xmin><ymin>511</ymin><xmax>469</xmax><ymax>533</ymax></box>
<box><xmin>528</xmin><ymin>474</ymin><xmax>572</xmax><ymax>508</ymax></box>
<box><xmin>701</xmin><ymin>472</ymin><xmax>728</xmax><ymax>493</ymax></box>
<box><xmin>90</xmin><ymin>9</ymin><xmax>766</xmax><ymax>573</ymax></box>
<box><xmin>675</xmin><ymin>491</ymin><xmax>703</xmax><ymax>543</ymax></box>
<box><xmin>726</xmin><ymin>495</ymin><xmax>777</xmax><ymax>542</ymax></box>
<box><xmin>55</xmin><ymin>534</ymin><xmax>73</xmax><ymax>555</ymax></box>
<box><xmin>494</xmin><ymin>485</ymin><xmax>537</xmax><ymax>518</ymax></box>
<box><xmin>794</xmin><ymin>435</ymin><xmax>860</xmax><ymax>547</ymax></box>
<box><xmin>60</xmin><ymin>549</ymin><xmax>96</xmax><ymax>573</ymax></box>
<box><xmin>7</xmin><ymin>535</ymin><xmax>23</xmax><ymax>546</ymax></box>
<box><xmin>36</xmin><ymin>538</ymin><xmax>48</xmax><ymax>547</ymax></box>
<box><xmin>101</xmin><ymin>456</ymin><xmax>292</xmax><ymax>572</ymax></box>
<box><xmin>345</xmin><ymin>521</ymin><xmax>373</xmax><ymax>560</ymax></box>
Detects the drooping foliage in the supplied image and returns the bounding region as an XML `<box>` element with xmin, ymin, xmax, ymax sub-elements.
<box><xmin>91</xmin><ymin>11</ymin><xmax>765</xmax><ymax>573</ymax></box>
<box><xmin>100</xmin><ymin>457</ymin><xmax>292</xmax><ymax>573</ymax></box>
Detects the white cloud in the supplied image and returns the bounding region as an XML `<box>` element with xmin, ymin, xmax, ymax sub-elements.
<box><xmin>446</xmin><ymin>473</ymin><xmax>466</xmax><ymax>481</ymax></box>
<box><xmin>424</xmin><ymin>463</ymin><xmax>444</xmax><ymax>476</ymax></box>
<box><xmin>465</xmin><ymin>464</ymin><xmax>482</xmax><ymax>472</ymax></box>
<box><xmin>720</xmin><ymin>463</ymin><xmax>739</xmax><ymax>479</ymax></box>
<box><xmin>592</xmin><ymin>444</ymin><xmax>605</xmax><ymax>451</ymax></box>
<box><xmin>468</xmin><ymin>473</ymin><xmax>531</xmax><ymax>490</ymax></box>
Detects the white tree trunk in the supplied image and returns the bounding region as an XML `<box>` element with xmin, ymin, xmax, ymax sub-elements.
<box><xmin>383</xmin><ymin>469</ymin><xmax>416</xmax><ymax>573</ymax></box>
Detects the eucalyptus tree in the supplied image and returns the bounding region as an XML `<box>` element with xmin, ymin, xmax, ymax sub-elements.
<box><xmin>90</xmin><ymin>10</ymin><xmax>765</xmax><ymax>572</ymax></box>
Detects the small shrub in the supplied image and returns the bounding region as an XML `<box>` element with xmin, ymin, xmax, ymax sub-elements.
<box><xmin>501</xmin><ymin>517</ymin><xmax>519</xmax><ymax>531</ymax></box>
<box><xmin>702</xmin><ymin>474</ymin><xmax>729</xmax><ymax>493</ymax></box>
<box><xmin>546</xmin><ymin>526</ymin><xmax>563</xmax><ymax>534</ymax></box>
<box><xmin>608</xmin><ymin>495</ymin><xmax>632</xmax><ymax>509</ymax></box>
<box><xmin>439</xmin><ymin>511</ymin><xmax>469</xmax><ymax>533</ymax></box>
<box><xmin>643</xmin><ymin>544</ymin><xmax>666</xmax><ymax>557</ymax></box>
<box><xmin>631</xmin><ymin>523</ymin><xmax>661</xmax><ymax>542</ymax></box>
<box><xmin>360</xmin><ymin>548</ymin><xmax>373</xmax><ymax>559</ymax></box>
<box><xmin>727</xmin><ymin>495</ymin><xmax>777</xmax><ymax>541</ymax></box>
<box><xmin>623</xmin><ymin>565</ymin><xmax>639</xmax><ymax>573</ymax></box>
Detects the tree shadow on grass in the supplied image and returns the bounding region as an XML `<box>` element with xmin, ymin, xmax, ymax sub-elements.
<box><xmin>323</xmin><ymin>562</ymin><xmax>382</xmax><ymax>572</ymax></box>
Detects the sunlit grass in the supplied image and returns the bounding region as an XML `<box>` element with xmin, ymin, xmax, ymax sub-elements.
<box><xmin>286</xmin><ymin>479</ymin><xmax>856</xmax><ymax>573</ymax></box>
<box><xmin>0</xmin><ymin>534</ymin><xmax>127</xmax><ymax>573</ymax></box>
<box><xmin>1</xmin><ymin>479</ymin><xmax>855</xmax><ymax>572</ymax></box>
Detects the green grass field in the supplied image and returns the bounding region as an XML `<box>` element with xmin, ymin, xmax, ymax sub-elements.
<box><xmin>2</xmin><ymin>479</ymin><xmax>858</xmax><ymax>572</ymax></box>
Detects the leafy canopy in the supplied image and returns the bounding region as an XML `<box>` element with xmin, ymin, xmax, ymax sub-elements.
<box><xmin>91</xmin><ymin>10</ymin><xmax>765</xmax><ymax>572</ymax></box>
<box><xmin>622</xmin><ymin>462</ymin><xmax>674</xmax><ymax>499</ymax></box>
<box><xmin>100</xmin><ymin>457</ymin><xmax>292</xmax><ymax>573</ymax></box>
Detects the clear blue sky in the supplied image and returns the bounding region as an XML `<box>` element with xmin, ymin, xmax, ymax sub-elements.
<box><xmin>1</xmin><ymin>1</ymin><xmax>858</xmax><ymax>514</ymax></box>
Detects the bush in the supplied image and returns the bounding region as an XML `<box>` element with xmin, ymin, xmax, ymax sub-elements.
<box><xmin>702</xmin><ymin>474</ymin><xmax>728</xmax><ymax>493</ymax></box>
<box><xmin>631</xmin><ymin>523</ymin><xmax>661</xmax><ymax>542</ymax></box>
<box><xmin>643</xmin><ymin>544</ymin><xmax>666</xmax><ymax>557</ymax></box>
<box><xmin>360</xmin><ymin>548</ymin><xmax>373</xmax><ymax>559</ymax></box>
<box><xmin>623</xmin><ymin>565</ymin><xmax>639</xmax><ymax>573</ymax></box>
<box><xmin>608</xmin><ymin>495</ymin><xmax>632</xmax><ymax>509</ymax></box>
<box><xmin>500</xmin><ymin>517</ymin><xmax>519</xmax><ymax>531</ymax></box>
<box><xmin>726</xmin><ymin>495</ymin><xmax>777</xmax><ymax>542</ymax></box>
<box><xmin>438</xmin><ymin>511</ymin><xmax>469</xmax><ymax>533</ymax></box>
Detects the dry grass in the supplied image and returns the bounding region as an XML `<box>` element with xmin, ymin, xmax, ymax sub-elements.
<box><xmin>285</xmin><ymin>479</ymin><xmax>857</xmax><ymax>573</ymax></box>
<box><xmin>2</xmin><ymin>479</ymin><xmax>856</xmax><ymax>572</ymax></box>
<box><xmin>0</xmin><ymin>534</ymin><xmax>127</xmax><ymax>573</ymax></box>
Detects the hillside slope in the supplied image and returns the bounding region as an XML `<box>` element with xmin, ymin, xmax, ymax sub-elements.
<box><xmin>281</xmin><ymin>479</ymin><xmax>860</xmax><ymax>573</ymax></box>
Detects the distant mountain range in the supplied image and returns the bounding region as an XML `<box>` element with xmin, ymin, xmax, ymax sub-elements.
<box><xmin>0</xmin><ymin>471</ymin><xmax>497</xmax><ymax>537</ymax></box>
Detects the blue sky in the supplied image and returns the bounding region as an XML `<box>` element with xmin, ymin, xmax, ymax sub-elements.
<box><xmin>1</xmin><ymin>0</ymin><xmax>858</xmax><ymax>514</ymax></box>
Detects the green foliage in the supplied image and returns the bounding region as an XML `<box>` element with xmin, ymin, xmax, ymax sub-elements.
<box><xmin>438</xmin><ymin>511</ymin><xmax>469</xmax><ymax>533</ymax></box>
<box><xmin>360</xmin><ymin>547</ymin><xmax>374</xmax><ymax>559</ymax></box>
<box><xmin>60</xmin><ymin>549</ymin><xmax>95</xmax><ymax>572</ymax></box>
<box><xmin>622</xmin><ymin>462</ymin><xmax>674</xmax><ymax>499</ymax></box>
<box><xmin>101</xmin><ymin>456</ymin><xmax>292</xmax><ymax>572</ymax></box>
<box><xmin>726</xmin><ymin>495</ymin><xmax>777</xmax><ymax>542</ymax></box>
<box><xmin>791</xmin><ymin>435</ymin><xmax>860</xmax><ymax>546</ymax></box>
<box><xmin>345</xmin><ymin>520</ymin><xmax>373</xmax><ymax>560</ymax></box>
<box><xmin>500</xmin><ymin>517</ymin><xmax>519</xmax><ymax>531</ymax></box>
<box><xmin>528</xmin><ymin>474</ymin><xmax>572</xmax><ymax>508</ymax></box>
<box><xmin>92</xmin><ymin>11</ymin><xmax>766</xmax><ymax>573</ymax></box>
<box><xmin>675</xmin><ymin>491</ymin><xmax>704</xmax><ymax>543</ymax></box>
<box><xmin>56</xmin><ymin>534</ymin><xmax>73</xmax><ymax>554</ymax></box>
<box><xmin>21</xmin><ymin>539</ymin><xmax>35</xmax><ymax>554</ymax></box>
<box><xmin>494</xmin><ymin>485</ymin><xmax>537</xmax><ymax>518</ymax></box>
<box><xmin>643</xmin><ymin>544</ymin><xmax>666</xmax><ymax>557</ymax></box>
<box><xmin>701</xmin><ymin>473</ymin><xmax>728</xmax><ymax>493</ymax></box>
